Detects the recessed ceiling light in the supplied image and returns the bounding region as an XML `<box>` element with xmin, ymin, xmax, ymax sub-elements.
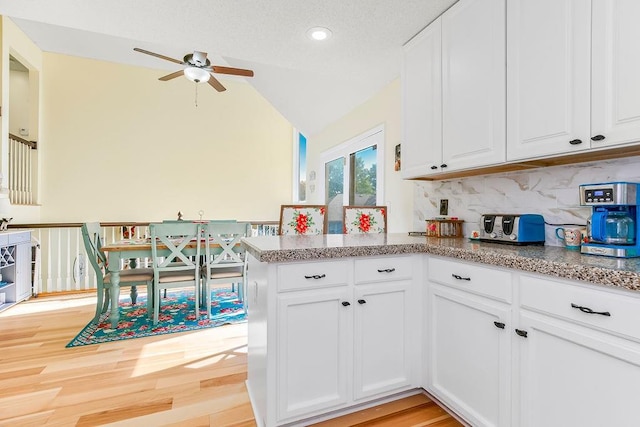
<box><xmin>307</xmin><ymin>27</ymin><xmax>332</xmax><ymax>41</ymax></box>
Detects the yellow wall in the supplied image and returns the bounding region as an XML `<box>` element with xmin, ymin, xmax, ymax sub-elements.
<box><xmin>9</xmin><ymin>69</ymin><xmax>29</xmax><ymax>135</ymax></box>
<box><xmin>40</xmin><ymin>53</ymin><xmax>293</xmax><ymax>222</ymax></box>
<box><xmin>307</xmin><ymin>79</ymin><xmax>413</xmax><ymax>232</ymax></box>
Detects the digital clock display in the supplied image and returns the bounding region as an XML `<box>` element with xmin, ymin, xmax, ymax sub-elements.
<box><xmin>593</xmin><ymin>190</ymin><xmax>604</xmax><ymax>196</ymax></box>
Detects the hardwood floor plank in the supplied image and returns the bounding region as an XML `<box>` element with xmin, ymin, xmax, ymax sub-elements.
<box><xmin>208</xmin><ymin>401</ymin><xmax>257</xmax><ymax>427</ymax></box>
<box><xmin>75</xmin><ymin>397</ymin><xmax>174</xmax><ymax>426</ymax></box>
<box><xmin>311</xmin><ymin>393</ymin><xmax>433</xmax><ymax>426</ymax></box>
<box><xmin>0</xmin><ymin>387</ymin><xmax>61</xmax><ymax>419</ymax></box>
<box><xmin>0</xmin><ymin>365</ymin><xmax>45</xmax><ymax>380</ymax></box>
<box><xmin>0</xmin><ymin>409</ymin><xmax>56</xmax><ymax>426</ymax></box>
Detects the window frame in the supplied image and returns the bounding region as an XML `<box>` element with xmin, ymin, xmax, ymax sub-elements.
<box><xmin>319</xmin><ymin>125</ymin><xmax>385</xmax><ymax>208</ymax></box>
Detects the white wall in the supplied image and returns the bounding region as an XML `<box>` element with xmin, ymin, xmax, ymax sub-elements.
<box><xmin>414</xmin><ymin>155</ymin><xmax>640</xmax><ymax>246</ymax></box>
<box><xmin>307</xmin><ymin>79</ymin><xmax>414</xmax><ymax>232</ymax></box>
<box><xmin>38</xmin><ymin>53</ymin><xmax>293</xmax><ymax>222</ymax></box>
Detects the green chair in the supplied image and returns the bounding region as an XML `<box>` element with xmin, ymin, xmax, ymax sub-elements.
<box><xmin>149</xmin><ymin>222</ymin><xmax>203</xmax><ymax>324</ymax></box>
<box><xmin>201</xmin><ymin>222</ymin><xmax>251</xmax><ymax>317</ymax></box>
<box><xmin>81</xmin><ymin>222</ymin><xmax>154</xmax><ymax>323</ymax></box>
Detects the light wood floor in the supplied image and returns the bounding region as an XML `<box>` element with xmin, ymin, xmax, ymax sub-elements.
<box><xmin>0</xmin><ymin>293</ymin><xmax>462</xmax><ymax>426</ymax></box>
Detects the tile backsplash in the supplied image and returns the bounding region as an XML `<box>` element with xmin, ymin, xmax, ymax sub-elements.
<box><xmin>413</xmin><ymin>155</ymin><xmax>640</xmax><ymax>247</ymax></box>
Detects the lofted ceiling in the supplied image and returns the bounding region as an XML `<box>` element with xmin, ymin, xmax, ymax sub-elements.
<box><xmin>0</xmin><ymin>0</ymin><xmax>457</xmax><ymax>136</ymax></box>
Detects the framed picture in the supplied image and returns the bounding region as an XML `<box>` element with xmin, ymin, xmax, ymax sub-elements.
<box><xmin>394</xmin><ymin>144</ymin><xmax>401</xmax><ymax>171</ymax></box>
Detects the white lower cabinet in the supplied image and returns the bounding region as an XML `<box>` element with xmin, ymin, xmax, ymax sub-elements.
<box><xmin>515</xmin><ymin>273</ymin><xmax>640</xmax><ymax>427</ymax></box>
<box><xmin>426</xmin><ymin>259</ymin><xmax>512</xmax><ymax>427</ymax></box>
<box><xmin>277</xmin><ymin>287</ymin><xmax>351</xmax><ymax>420</ymax></box>
<box><xmin>517</xmin><ymin>310</ymin><xmax>640</xmax><ymax>427</ymax></box>
<box><xmin>248</xmin><ymin>252</ymin><xmax>640</xmax><ymax>427</ymax></box>
<box><xmin>425</xmin><ymin>259</ymin><xmax>640</xmax><ymax>427</ymax></box>
<box><xmin>248</xmin><ymin>255</ymin><xmax>419</xmax><ymax>427</ymax></box>
<box><xmin>353</xmin><ymin>280</ymin><xmax>412</xmax><ymax>400</ymax></box>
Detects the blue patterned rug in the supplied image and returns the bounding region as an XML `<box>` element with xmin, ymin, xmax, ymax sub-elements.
<box><xmin>66</xmin><ymin>287</ymin><xmax>246</xmax><ymax>347</ymax></box>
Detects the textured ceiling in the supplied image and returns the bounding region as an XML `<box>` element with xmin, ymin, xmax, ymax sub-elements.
<box><xmin>0</xmin><ymin>0</ymin><xmax>457</xmax><ymax>136</ymax></box>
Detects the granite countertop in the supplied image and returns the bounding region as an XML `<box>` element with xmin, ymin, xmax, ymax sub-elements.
<box><xmin>242</xmin><ymin>233</ymin><xmax>640</xmax><ymax>292</ymax></box>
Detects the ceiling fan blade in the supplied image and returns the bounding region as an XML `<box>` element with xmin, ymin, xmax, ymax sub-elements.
<box><xmin>211</xmin><ymin>65</ymin><xmax>254</xmax><ymax>77</ymax></box>
<box><xmin>207</xmin><ymin>74</ymin><xmax>227</xmax><ymax>92</ymax></box>
<box><xmin>158</xmin><ymin>70</ymin><xmax>184</xmax><ymax>81</ymax></box>
<box><xmin>133</xmin><ymin>47</ymin><xmax>183</xmax><ymax>65</ymax></box>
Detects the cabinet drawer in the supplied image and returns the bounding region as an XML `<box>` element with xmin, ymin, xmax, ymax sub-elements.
<box><xmin>277</xmin><ymin>260</ymin><xmax>350</xmax><ymax>292</ymax></box>
<box><xmin>0</xmin><ymin>234</ymin><xmax>7</xmax><ymax>247</ymax></box>
<box><xmin>8</xmin><ymin>231</ymin><xmax>30</xmax><ymax>244</ymax></box>
<box><xmin>354</xmin><ymin>256</ymin><xmax>413</xmax><ymax>284</ymax></box>
<box><xmin>428</xmin><ymin>257</ymin><xmax>512</xmax><ymax>303</ymax></box>
<box><xmin>520</xmin><ymin>274</ymin><xmax>640</xmax><ymax>342</ymax></box>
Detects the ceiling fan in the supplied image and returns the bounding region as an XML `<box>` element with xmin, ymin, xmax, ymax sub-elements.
<box><xmin>133</xmin><ymin>47</ymin><xmax>254</xmax><ymax>92</ymax></box>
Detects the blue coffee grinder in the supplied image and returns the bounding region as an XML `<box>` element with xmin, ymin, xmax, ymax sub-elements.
<box><xmin>579</xmin><ymin>182</ymin><xmax>640</xmax><ymax>258</ymax></box>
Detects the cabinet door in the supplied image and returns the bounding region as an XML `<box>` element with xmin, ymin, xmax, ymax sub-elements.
<box><xmin>506</xmin><ymin>0</ymin><xmax>591</xmax><ymax>160</ymax></box>
<box><xmin>402</xmin><ymin>17</ymin><xmax>442</xmax><ymax>178</ymax></box>
<box><xmin>517</xmin><ymin>310</ymin><xmax>640</xmax><ymax>427</ymax></box>
<box><xmin>428</xmin><ymin>284</ymin><xmax>511</xmax><ymax>427</ymax></box>
<box><xmin>15</xmin><ymin>243</ymin><xmax>31</xmax><ymax>301</ymax></box>
<box><xmin>277</xmin><ymin>287</ymin><xmax>351</xmax><ymax>421</ymax></box>
<box><xmin>592</xmin><ymin>0</ymin><xmax>640</xmax><ymax>148</ymax></box>
<box><xmin>441</xmin><ymin>0</ymin><xmax>506</xmax><ymax>171</ymax></box>
<box><xmin>353</xmin><ymin>281</ymin><xmax>411</xmax><ymax>400</ymax></box>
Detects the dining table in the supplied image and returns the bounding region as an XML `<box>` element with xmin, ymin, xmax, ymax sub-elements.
<box><xmin>100</xmin><ymin>238</ymin><xmax>230</xmax><ymax>328</ymax></box>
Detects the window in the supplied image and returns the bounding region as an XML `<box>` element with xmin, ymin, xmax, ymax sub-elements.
<box><xmin>293</xmin><ymin>130</ymin><xmax>307</xmax><ymax>202</ymax></box>
<box><xmin>320</xmin><ymin>126</ymin><xmax>385</xmax><ymax>234</ymax></box>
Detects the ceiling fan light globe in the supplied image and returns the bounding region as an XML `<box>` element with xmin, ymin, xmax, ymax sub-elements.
<box><xmin>184</xmin><ymin>67</ymin><xmax>210</xmax><ymax>83</ymax></box>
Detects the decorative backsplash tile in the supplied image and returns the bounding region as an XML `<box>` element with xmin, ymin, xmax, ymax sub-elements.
<box><xmin>414</xmin><ymin>156</ymin><xmax>640</xmax><ymax>246</ymax></box>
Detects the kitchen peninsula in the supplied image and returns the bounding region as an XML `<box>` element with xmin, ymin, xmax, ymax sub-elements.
<box><xmin>242</xmin><ymin>234</ymin><xmax>640</xmax><ymax>427</ymax></box>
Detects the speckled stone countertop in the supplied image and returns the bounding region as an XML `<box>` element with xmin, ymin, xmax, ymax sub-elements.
<box><xmin>242</xmin><ymin>233</ymin><xmax>640</xmax><ymax>292</ymax></box>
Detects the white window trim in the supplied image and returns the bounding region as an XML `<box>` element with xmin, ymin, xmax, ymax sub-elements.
<box><xmin>319</xmin><ymin>124</ymin><xmax>385</xmax><ymax>206</ymax></box>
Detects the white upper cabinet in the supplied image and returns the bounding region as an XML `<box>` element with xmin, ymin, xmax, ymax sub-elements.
<box><xmin>506</xmin><ymin>0</ymin><xmax>591</xmax><ymax>160</ymax></box>
<box><xmin>508</xmin><ymin>0</ymin><xmax>640</xmax><ymax>160</ymax></box>
<box><xmin>591</xmin><ymin>0</ymin><xmax>640</xmax><ymax>148</ymax></box>
<box><xmin>401</xmin><ymin>0</ymin><xmax>505</xmax><ymax>178</ymax></box>
<box><xmin>441</xmin><ymin>0</ymin><xmax>506</xmax><ymax>171</ymax></box>
<box><xmin>401</xmin><ymin>18</ymin><xmax>442</xmax><ymax>179</ymax></box>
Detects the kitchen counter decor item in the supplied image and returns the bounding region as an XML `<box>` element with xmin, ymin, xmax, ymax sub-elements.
<box><xmin>426</xmin><ymin>218</ymin><xmax>464</xmax><ymax>238</ymax></box>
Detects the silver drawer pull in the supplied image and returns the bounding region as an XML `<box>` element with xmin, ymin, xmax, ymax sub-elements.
<box><xmin>304</xmin><ymin>274</ymin><xmax>326</xmax><ymax>280</ymax></box>
<box><xmin>571</xmin><ymin>303</ymin><xmax>611</xmax><ymax>317</ymax></box>
<box><xmin>377</xmin><ymin>268</ymin><xmax>396</xmax><ymax>273</ymax></box>
<box><xmin>452</xmin><ymin>274</ymin><xmax>471</xmax><ymax>281</ymax></box>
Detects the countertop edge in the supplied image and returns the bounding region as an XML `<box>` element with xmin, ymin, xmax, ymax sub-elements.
<box><xmin>242</xmin><ymin>238</ymin><xmax>640</xmax><ymax>292</ymax></box>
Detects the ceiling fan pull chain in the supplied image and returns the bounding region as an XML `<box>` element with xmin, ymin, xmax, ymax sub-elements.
<box><xmin>195</xmin><ymin>84</ymin><xmax>198</xmax><ymax>107</ymax></box>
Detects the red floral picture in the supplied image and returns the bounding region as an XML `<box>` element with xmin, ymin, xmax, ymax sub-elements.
<box><xmin>281</xmin><ymin>206</ymin><xmax>326</xmax><ymax>235</ymax></box>
<box><xmin>344</xmin><ymin>207</ymin><xmax>387</xmax><ymax>234</ymax></box>
<box><xmin>354</xmin><ymin>212</ymin><xmax>376</xmax><ymax>232</ymax></box>
<box><xmin>288</xmin><ymin>210</ymin><xmax>316</xmax><ymax>234</ymax></box>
